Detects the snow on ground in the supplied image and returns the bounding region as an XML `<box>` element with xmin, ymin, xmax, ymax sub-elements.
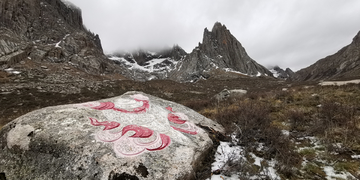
<box><xmin>55</xmin><ymin>34</ymin><xmax>70</xmax><ymax>48</ymax></box>
<box><xmin>249</xmin><ymin>153</ymin><xmax>280</xmax><ymax>180</ymax></box>
<box><xmin>256</xmin><ymin>72</ymin><xmax>262</xmax><ymax>77</ymax></box>
<box><xmin>319</xmin><ymin>79</ymin><xmax>360</xmax><ymax>86</ymax></box>
<box><xmin>211</xmin><ymin>142</ymin><xmax>244</xmax><ymax>171</ymax></box>
<box><xmin>223</xmin><ymin>68</ymin><xmax>248</xmax><ymax>76</ymax></box>
<box><xmin>208</xmin><ymin>142</ymin><xmax>243</xmax><ymax>180</ymax></box>
<box><xmin>323</xmin><ymin>166</ymin><xmax>356</xmax><ymax>180</ymax></box>
<box><xmin>209</xmin><ymin>174</ymin><xmax>239</xmax><ymax>180</ymax></box>
<box><xmin>4</xmin><ymin>68</ymin><xmax>21</xmax><ymax>74</ymax></box>
<box><xmin>208</xmin><ymin>141</ymin><xmax>280</xmax><ymax>180</ymax></box>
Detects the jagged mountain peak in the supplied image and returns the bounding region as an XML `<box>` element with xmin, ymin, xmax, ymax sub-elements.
<box><xmin>201</xmin><ymin>22</ymin><xmax>272</xmax><ymax>75</ymax></box>
<box><xmin>269</xmin><ymin>66</ymin><xmax>294</xmax><ymax>79</ymax></box>
<box><xmin>0</xmin><ymin>0</ymin><xmax>121</xmax><ymax>75</ymax></box>
<box><xmin>168</xmin><ymin>22</ymin><xmax>273</xmax><ymax>82</ymax></box>
<box><xmin>353</xmin><ymin>30</ymin><xmax>360</xmax><ymax>44</ymax></box>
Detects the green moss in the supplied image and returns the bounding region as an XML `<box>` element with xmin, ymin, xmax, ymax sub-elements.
<box><xmin>334</xmin><ymin>161</ymin><xmax>360</xmax><ymax>174</ymax></box>
<box><xmin>303</xmin><ymin>163</ymin><xmax>326</xmax><ymax>178</ymax></box>
<box><xmin>299</xmin><ymin>148</ymin><xmax>317</xmax><ymax>160</ymax></box>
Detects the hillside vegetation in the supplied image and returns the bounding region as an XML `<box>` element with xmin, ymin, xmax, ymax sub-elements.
<box><xmin>184</xmin><ymin>83</ymin><xmax>360</xmax><ymax>179</ymax></box>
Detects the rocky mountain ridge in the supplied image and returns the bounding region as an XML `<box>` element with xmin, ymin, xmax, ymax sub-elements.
<box><xmin>110</xmin><ymin>22</ymin><xmax>275</xmax><ymax>82</ymax></box>
<box><xmin>294</xmin><ymin>30</ymin><xmax>360</xmax><ymax>81</ymax></box>
<box><xmin>269</xmin><ymin>66</ymin><xmax>295</xmax><ymax>80</ymax></box>
<box><xmin>0</xmin><ymin>0</ymin><xmax>126</xmax><ymax>77</ymax></box>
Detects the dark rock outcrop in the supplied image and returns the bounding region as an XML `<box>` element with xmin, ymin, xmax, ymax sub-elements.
<box><xmin>114</xmin><ymin>45</ymin><xmax>186</xmax><ymax>66</ymax></box>
<box><xmin>269</xmin><ymin>66</ymin><xmax>295</xmax><ymax>80</ymax></box>
<box><xmin>293</xmin><ymin>30</ymin><xmax>360</xmax><ymax>81</ymax></box>
<box><xmin>169</xmin><ymin>22</ymin><xmax>273</xmax><ymax>82</ymax></box>
<box><xmin>109</xmin><ymin>45</ymin><xmax>187</xmax><ymax>81</ymax></box>
<box><xmin>0</xmin><ymin>0</ymin><xmax>120</xmax><ymax>74</ymax></box>
<box><xmin>0</xmin><ymin>91</ymin><xmax>224</xmax><ymax>180</ymax></box>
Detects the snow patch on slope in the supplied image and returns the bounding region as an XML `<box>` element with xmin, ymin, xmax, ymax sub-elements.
<box><xmin>109</xmin><ymin>56</ymin><xmax>178</xmax><ymax>73</ymax></box>
<box><xmin>269</xmin><ymin>69</ymin><xmax>280</xmax><ymax>78</ymax></box>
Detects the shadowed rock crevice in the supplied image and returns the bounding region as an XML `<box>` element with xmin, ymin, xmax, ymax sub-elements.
<box><xmin>134</xmin><ymin>163</ymin><xmax>149</xmax><ymax>178</ymax></box>
<box><xmin>0</xmin><ymin>173</ymin><xmax>6</xmax><ymax>180</ymax></box>
<box><xmin>108</xmin><ymin>171</ymin><xmax>139</xmax><ymax>180</ymax></box>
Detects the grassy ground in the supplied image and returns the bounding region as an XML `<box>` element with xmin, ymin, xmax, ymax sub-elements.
<box><xmin>183</xmin><ymin>83</ymin><xmax>360</xmax><ymax>179</ymax></box>
<box><xmin>2</xmin><ymin>69</ymin><xmax>359</xmax><ymax>179</ymax></box>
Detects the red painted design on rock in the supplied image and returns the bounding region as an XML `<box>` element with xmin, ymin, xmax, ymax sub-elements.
<box><xmin>84</xmin><ymin>95</ymin><xmax>201</xmax><ymax>157</ymax></box>
<box><xmin>166</xmin><ymin>106</ymin><xmax>174</xmax><ymax>112</ymax></box>
<box><xmin>89</xmin><ymin>117</ymin><xmax>120</xmax><ymax>130</ymax></box>
<box><xmin>167</xmin><ymin>113</ymin><xmax>187</xmax><ymax>124</ymax></box>
<box><xmin>82</xmin><ymin>94</ymin><xmax>150</xmax><ymax>114</ymax></box>
<box><xmin>121</xmin><ymin>125</ymin><xmax>153</xmax><ymax>138</ymax></box>
<box><xmin>91</xmin><ymin>102</ymin><xmax>115</xmax><ymax>110</ymax></box>
<box><xmin>146</xmin><ymin>134</ymin><xmax>171</xmax><ymax>151</ymax></box>
<box><xmin>166</xmin><ymin>106</ymin><xmax>198</xmax><ymax>135</ymax></box>
<box><xmin>171</xmin><ymin>124</ymin><xmax>198</xmax><ymax>135</ymax></box>
<box><xmin>112</xmin><ymin>99</ymin><xmax>149</xmax><ymax>114</ymax></box>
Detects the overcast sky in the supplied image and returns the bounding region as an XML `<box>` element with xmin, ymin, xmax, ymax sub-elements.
<box><xmin>67</xmin><ymin>0</ymin><xmax>360</xmax><ymax>71</ymax></box>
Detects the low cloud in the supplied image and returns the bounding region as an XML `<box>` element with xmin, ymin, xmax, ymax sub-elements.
<box><xmin>68</xmin><ymin>0</ymin><xmax>360</xmax><ymax>71</ymax></box>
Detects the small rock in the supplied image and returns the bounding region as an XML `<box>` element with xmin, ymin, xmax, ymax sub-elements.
<box><xmin>41</xmin><ymin>66</ymin><xmax>48</xmax><ymax>69</ymax></box>
<box><xmin>0</xmin><ymin>92</ymin><xmax>12</xmax><ymax>95</ymax></box>
<box><xmin>63</xmin><ymin>66</ymin><xmax>71</xmax><ymax>70</ymax></box>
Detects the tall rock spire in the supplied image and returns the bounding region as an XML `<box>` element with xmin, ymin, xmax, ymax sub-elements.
<box><xmin>170</xmin><ymin>22</ymin><xmax>273</xmax><ymax>82</ymax></box>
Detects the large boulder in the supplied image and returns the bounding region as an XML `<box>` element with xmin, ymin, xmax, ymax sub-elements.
<box><xmin>0</xmin><ymin>91</ymin><xmax>224</xmax><ymax>180</ymax></box>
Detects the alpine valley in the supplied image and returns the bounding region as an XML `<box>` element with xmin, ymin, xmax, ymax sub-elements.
<box><xmin>1</xmin><ymin>0</ymin><xmax>360</xmax><ymax>180</ymax></box>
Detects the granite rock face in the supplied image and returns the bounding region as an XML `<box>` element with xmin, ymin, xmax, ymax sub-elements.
<box><xmin>169</xmin><ymin>22</ymin><xmax>273</xmax><ymax>82</ymax></box>
<box><xmin>0</xmin><ymin>91</ymin><xmax>224</xmax><ymax>180</ymax></box>
<box><xmin>0</xmin><ymin>0</ymin><xmax>120</xmax><ymax>74</ymax></box>
<box><xmin>293</xmin><ymin>30</ymin><xmax>360</xmax><ymax>81</ymax></box>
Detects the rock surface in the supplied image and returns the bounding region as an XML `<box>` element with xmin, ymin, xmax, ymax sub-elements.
<box><xmin>293</xmin><ymin>30</ymin><xmax>360</xmax><ymax>81</ymax></box>
<box><xmin>0</xmin><ymin>91</ymin><xmax>224</xmax><ymax>180</ymax></box>
<box><xmin>214</xmin><ymin>89</ymin><xmax>247</xmax><ymax>101</ymax></box>
<box><xmin>269</xmin><ymin>66</ymin><xmax>295</xmax><ymax>80</ymax></box>
<box><xmin>169</xmin><ymin>22</ymin><xmax>273</xmax><ymax>82</ymax></box>
<box><xmin>108</xmin><ymin>22</ymin><xmax>274</xmax><ymax>82</ymax></box>
<box><xmin>0</xmin><ymin>0</ymin><xmax>124</xmax><ymax>75</ymax></box>
<box><xmin>109</xmin><ymin>45</ymin><xmax>187</xmax><ymax>81</ymax></box>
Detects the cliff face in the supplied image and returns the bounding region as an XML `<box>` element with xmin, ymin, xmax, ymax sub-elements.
<box><xmin>294</xmin><ymin>30</ymin><xmax>360</xmax><ymax>81</ymax></box>
<box><xmin>0</xmin><ymin>0</ymin><xmax>117</xmax><ymax>74</ymax></box>
<box><xmin>169</xmin><ymin>22</ymin><xmax>273</xmax><ymax>82</ymax></box>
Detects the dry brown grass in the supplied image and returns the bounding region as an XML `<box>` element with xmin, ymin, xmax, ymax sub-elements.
<box><xmin>183</xmin><ymin>83</ymin><xmax>360</xmax><ymax>179</ymax></box>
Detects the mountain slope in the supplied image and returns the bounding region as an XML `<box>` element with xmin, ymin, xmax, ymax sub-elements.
<box><xmin>169</xmin><ymin>22</ymin><xmax>273</xmax><ymax>82</ymax></box>
<box><xmin>108</xmin><ymin>45</ymin><xmax>187</xmax><ymax>81</ymax></box>
<box><xmin>0</xmin><ymin>0</ymin><xmax>121</xmax><ymax>75</ymax></box>
<box><xmin>294</xmin><ymin>30</ymin><xmax>360</xmax><ymax>81</ymax></box>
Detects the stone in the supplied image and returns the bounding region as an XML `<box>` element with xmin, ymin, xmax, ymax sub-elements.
<box><xmin>169</xmin><ymin>22</ymin><xmax>273</xmax><ymax>82</ymax></box>
<box><xmin>0</xmin><ymin>91</ymin><xmax>224</xmax><ymax>180</ymax></box>
<box><xmin>214</xmin><ymin>89</ymin><xmax>247</xmax><ymax>101</ymax></box>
